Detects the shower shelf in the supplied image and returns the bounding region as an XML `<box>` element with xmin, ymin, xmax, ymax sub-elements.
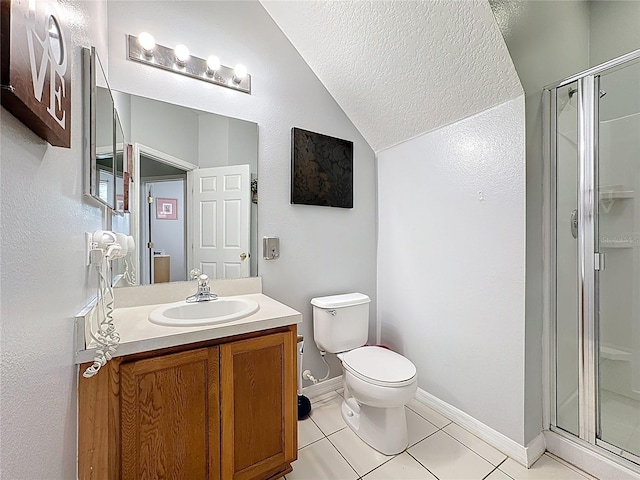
<box><xmin>600</xmin><ymin>185</ymin><xmax>636</xmax><ymax>202</ymax></box>
<box><xmin>600</xmin><ymin>240</ymin><xmax>638</xmax><ymax>248</ymax></box>
<box><xmin>599</xmin><ymin>187</ymin><xmax>634</xmax><ymax>213</ymax></box>
<box><xmin>599</xmin><ymin>190</ymin><xmax>634</xmax><ymax>200</ymax></box>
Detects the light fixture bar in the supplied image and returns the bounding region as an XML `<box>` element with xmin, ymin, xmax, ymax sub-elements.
<box><xmin>126</xmin><ymin>35</ymin><xmax>251</xmax><ymax>94</ymax></box>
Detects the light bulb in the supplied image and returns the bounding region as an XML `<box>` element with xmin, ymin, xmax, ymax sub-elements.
<box><xmin>174</xmin><ymin>44</ymin><xmax>190</xmax><ymax>66</ymax></box>
<box><xmin>138</xmin><ymin>32</ymin><xmax>155</xmax><ymax>56</ymax></box>
<box><xmin>206</xmin><ymin>55</ymin><xmax>220</xmax><ymax>75</ymax></box>
<box><xmin>233</xmin><ymin>63</ymin><xmax>247</xmax><ymax>84</ymax></box>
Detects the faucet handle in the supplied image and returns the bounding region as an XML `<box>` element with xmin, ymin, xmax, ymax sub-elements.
<box><xmin>198</xmin><ymin>274</ymin><xmax>209</xmax><ymax>287</ymax></box>
<box><xmin>190</xmin><ymin>268</ymin><xmax>202</xmax><ymax>280</ymax></box>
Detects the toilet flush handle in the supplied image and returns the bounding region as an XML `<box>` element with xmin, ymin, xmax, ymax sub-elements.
<box><xmin>327</xmin><ymin>309</ymin><xmax>337</xmax><ymax>316</ymax></box>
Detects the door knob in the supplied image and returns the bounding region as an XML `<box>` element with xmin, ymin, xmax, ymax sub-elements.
<box><xmin>240</xmin><ymin>252</ymin><xmax>248</xmax><ymax>260</ymax></box>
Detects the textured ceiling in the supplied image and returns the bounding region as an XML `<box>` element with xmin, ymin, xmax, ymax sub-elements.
<box><xmin>261</xmin><ymin>0</ymin><xmax>522</xmax><ymax>153</ymax></box>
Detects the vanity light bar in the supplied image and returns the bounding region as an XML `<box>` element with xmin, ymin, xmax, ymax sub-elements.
<box><xmin>126</xmin><ymin>34</ymin><xmax>251</xmax><ymax>94</ymax></box>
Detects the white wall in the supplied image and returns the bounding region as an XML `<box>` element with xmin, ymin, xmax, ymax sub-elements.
<box><xmin>107</xmin><ymin>0</ymin><xmax>377</xmax><ymax>382</ymax></box>
<box><xmin>590</xmin><ymin>1</ymin><xmax>640</xmax><ymax>67</ymax></box>
<box><xmin>112</xmin><ymin>90</ymin><xmax>132</xmax><ymax>141</ymax></box>
<box><xmin>229</xmin><ymin>117</ymin><xmax>259</xmax><ymax>168</ymax></box>
<box><xmin>0</xmin><ymin>0</ymin><xmax>109</xmax><ymax>477</ymax></box>
<box><xmin>130</xmin><ymin>95</ymin><xmax>199</xmax><ymax>164</ymax></box>
<box><xmin>377</xmin><ymin>97</ymin><xmax>526</xmax><ymax>444</ymax></box>
<box><xmin>198</xmin><ymin>114</ymin><xmax>258</xmax><ymax>172</ymax></box>
<box><xmin>199</xmin><ymin>114</ymin><xmax>230</xmax><ymax>167</ymax></box>
<box><xmin>145</xmin><ymin>180</ymin><xmax>186</xmax><ymax>283</ymax></box>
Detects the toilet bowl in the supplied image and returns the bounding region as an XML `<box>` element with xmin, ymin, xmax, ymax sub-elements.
<box><xmin>311</xmin><ymin>293</ymin><xmax>418</xmax><ymax>455</ymax></box>
<box><xmin>338</xmin><ymin>346</ymin><xmax>417</xmax><ymax>454</ymax></box>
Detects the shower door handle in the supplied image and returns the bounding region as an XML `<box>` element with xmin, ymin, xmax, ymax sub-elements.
<box><xmin>570</xmin><ymin>209</ymin><xmax>578</xmax><ymax>239</ymax></box>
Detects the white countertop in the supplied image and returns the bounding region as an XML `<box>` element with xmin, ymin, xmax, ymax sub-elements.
<box><xmin>75</xmin><ymin>292</ymin><xmax>302</xmax><ymax>364</ymax></box>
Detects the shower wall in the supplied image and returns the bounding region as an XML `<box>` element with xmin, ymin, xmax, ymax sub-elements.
<box><xmin>590</xmin><ymin>2</ymin><xmax>640</xmax><ymax>68</ymax></box>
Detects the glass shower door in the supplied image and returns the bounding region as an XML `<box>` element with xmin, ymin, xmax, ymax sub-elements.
<box><xmin>596</xmin><ymin>58</ymin><xmax>640</xmax><ymax>462</ymax></box>
<box><xmin>555</xmin><ymin>81</ymin><xmax>580</xmax><ymax>437</ymax></box>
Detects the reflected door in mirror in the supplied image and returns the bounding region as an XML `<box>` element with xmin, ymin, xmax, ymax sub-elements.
<box><xmin>192</xmin><ymin>165</ymin><xmax>251</xmax><ymax>279</ymax></box>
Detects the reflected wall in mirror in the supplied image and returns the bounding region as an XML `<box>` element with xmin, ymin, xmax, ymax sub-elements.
<box><xmin>113</xmin><ymin>111</ymin><xmax>130</xmax><ymax>215</ymax></box>
<box><xmin>111</xmin><ymin>91</ymin><xmax>258</xmax><ymax>287</ymax></box>
<box><xmin>83</xmin><ymin>47</ymin><xmax>116</xmax><ymax>209</ymax></box>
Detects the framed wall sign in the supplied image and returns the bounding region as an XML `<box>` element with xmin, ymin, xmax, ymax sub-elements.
<box><xmin>291</xmin><ymin>127</ymin><xmax>353</xmax><ymax>208</ymax></box>
<box><xmin>1</xmin><ymin>0</ymin><xmax>72</xmax><ymax>148</ymax></box>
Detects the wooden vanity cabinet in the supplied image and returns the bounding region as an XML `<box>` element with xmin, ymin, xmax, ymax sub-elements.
<box><xmin>78</xmin><ymin>325</ymin><xmax>297</xmax><ymax>480</ymax></box>
<box><xmin>120</xmin><ymin>347</ymin><xmax>220</xmax><ymax>480</ymax></box>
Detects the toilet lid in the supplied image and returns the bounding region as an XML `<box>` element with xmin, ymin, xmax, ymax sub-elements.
<box><xmin>342</xmin><ymin>346</ymin><xmax>416</xmax><ymax>386</ymax></box>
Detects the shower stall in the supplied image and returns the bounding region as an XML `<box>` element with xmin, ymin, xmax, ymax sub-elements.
<box><xmin>545</xmin><ymin>48</ymin><xmax>640</xmax><ymax>470</ymax></box>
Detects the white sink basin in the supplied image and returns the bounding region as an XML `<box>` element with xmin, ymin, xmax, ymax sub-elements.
<box><xmin>148</xmin><ymin>297</ymin><xmax>260</xmax><ymax>327</ymax></box>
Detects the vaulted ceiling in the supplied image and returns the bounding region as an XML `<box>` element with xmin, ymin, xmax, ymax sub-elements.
<box><xmin>261</xmin><ymin>0</ymin><xmax>522</xmax><ymax>153</ymax></box>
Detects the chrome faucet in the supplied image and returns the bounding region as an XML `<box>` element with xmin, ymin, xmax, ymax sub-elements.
<box><xmin>186</xmin><ymin>269</ymin><xmax>218</xmax><ymax>302</ymax></box>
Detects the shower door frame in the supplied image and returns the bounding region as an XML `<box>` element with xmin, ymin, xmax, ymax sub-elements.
<box><xmin>544</xmin><ymin>48</ymin><xmax>640</xmax><ymax>470</ymax></box>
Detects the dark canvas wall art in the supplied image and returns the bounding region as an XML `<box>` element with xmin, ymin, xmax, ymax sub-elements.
<box><xmin>291</xmin><ymin>127</ymin><xmax>353</xmax><ymax>208</ymax></box>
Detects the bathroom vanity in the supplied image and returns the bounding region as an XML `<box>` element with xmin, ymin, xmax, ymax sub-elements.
<box><xmin>76</xmin><ymin>278</ymin><xmax>300</xmax><ymax>480</ymax></box>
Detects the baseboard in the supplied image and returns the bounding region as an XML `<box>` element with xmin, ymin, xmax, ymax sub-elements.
<box><xmin>414</xmin><ymin>388</ymin><xmax>546</xmax><ymax>467</ymax></box>
<box><xmin>301</xmin><ymin>376</ymin><xmax>343</xmax><ymax>399</ymax></box>
<box><xmin>545</xmin><ymin>430</ymin><xmax>640</xmax><ymax>479</ymax></box>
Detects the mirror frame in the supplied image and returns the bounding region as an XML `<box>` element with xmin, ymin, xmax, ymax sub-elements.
<box><xmin>83</xmin><ymin>46</ymin><xmax>116</xmax><ymax>210</ymax></box>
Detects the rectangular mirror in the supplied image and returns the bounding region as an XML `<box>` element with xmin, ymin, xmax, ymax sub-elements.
<box><xmin>110</xmin><ymin>90</ymin><xmax>258</xmax><ymax>287</ymax></box>
<box><xmin>83</xmin><ymin>46</ymin><xmax>116</xmax><ymax>210</ymax></box>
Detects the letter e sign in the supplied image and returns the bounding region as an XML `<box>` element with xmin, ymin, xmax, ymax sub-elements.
<box><xmin>1</xmin><ymin>0</ymin><xmax>71</xmax><ymax>148</ymax></box>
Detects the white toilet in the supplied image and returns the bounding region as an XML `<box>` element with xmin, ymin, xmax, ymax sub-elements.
<box><xmin>311</xmin><ymin>293</ymin><xmax>417</xmax><ymax>455</ymax></box>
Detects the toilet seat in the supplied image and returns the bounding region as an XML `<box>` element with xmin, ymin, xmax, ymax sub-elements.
<box><xmin>341</xmin><ymin>346</ymin><xmax>416</xmax><ymax>387</ymax></box>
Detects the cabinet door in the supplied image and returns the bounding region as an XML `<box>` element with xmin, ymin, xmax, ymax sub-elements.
<box><xmin>221</xmin><ymin>330</ymin><xmax>297</xmax><ymax>480</ymax></box>
<box><xmin>120</xmin><ymin>347</ymin><xmax>220</xmax><ymax>480</ymax></box>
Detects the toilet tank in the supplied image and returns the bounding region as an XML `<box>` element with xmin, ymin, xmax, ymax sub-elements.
<box><xmin>311</xmin><ymin>293</ymin><xmax>370</xmax><ymax>353</ymax></box>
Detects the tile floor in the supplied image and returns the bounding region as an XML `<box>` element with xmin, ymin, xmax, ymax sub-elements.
<box><xmin>285</xmin><ymin>390</ymin><xmax>598</xmax><ymax>480</ymax></box>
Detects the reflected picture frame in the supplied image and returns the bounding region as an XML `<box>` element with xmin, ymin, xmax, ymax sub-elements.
<box><xmin>156</xmin><ymin>198</ymin><xmax>177</xmax><ymax>220</ymax></box>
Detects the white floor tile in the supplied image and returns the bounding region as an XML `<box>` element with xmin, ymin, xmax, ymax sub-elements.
<box><xmin>288</xmin><ymin>437</ymin><xmax>358</xmax><ymax>480</ymax></box>
<box><xmin>406</xmin><ymin>407</ymin><xmax>438</xmax><ymax>447</ymax></box>
<box><xmin>362</xmin><ymin>452</ymin><xmax>438</xmax><ymax>480</ymax></box>
<box><xmin>499</xmin><ymin>455</ymin><xmax>589</xmax><ymax>480</ymax></box>
<box><xmin>309</xmin><ymin>393</ymin><xmax>347</xmax><ymax>435</ymax></box>
<box><xmin>408</xmin><ymin>430</ymin><xmax>495</xmax><ymax>480</ymax></box>
<box><xmin>444</xmin><ymin>422</ymin><xmax>507</xmax><ymax>466</ymax></box>
<box><xmin>298</xmin><ymin>417</ymin><xmax>324</xmax><ymax>448</ymax></box>
<box><xmin>484</xmin><ymin>468</ymin><xmax>514</xmax><ymax>480</ymax></box>
<box><xmin>328</xmin><ymin>427</ymin><xmax>393</xmax><ymax>476</ymax></box>
<box><xmin>407</xmin><ymin>398</ymin><xmax>452</xmax><ymax>428</ymax></box>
